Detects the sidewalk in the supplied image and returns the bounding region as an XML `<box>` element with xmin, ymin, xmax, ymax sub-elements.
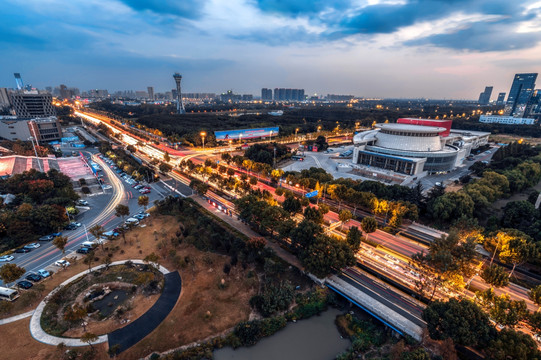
<box><xmin>193</xmin><ymin>196</ymin><xmax>303</xmax><ymax>270</ymax></box>
<box><xmin>0</xmin><ymin>310</ymin><xmax>34</xmax><ymax>325</ymax></box>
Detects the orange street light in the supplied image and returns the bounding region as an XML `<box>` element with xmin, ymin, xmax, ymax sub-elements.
<box><xmin>200</xmin><ymin>131</ymin><xmax>206</xmax><ymax>150</ymax></box>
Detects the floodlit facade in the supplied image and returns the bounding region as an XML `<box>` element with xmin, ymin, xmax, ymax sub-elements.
<box><xmin>479</xmin><ymin>115</ymin><xmax>536</xmax><ymax>125</ymax></box>
<box><xmin>352</xmin><ymin>120</ymin><xmax>489</xmax><ymax>180</ymax></box>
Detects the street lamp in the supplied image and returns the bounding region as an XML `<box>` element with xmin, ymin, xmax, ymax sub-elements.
<box><xmin>295</xmin><ymin>128</ymin><xmax>299</xmax><ymax>141</ymax></box>
<box><xmin>270</xmin><ymin>130</ymin><xmax>273</xmax><ymax>142</ymax></box>
<box><xmin>200</xmin><ymin>131</ymin><xmax>206</xmax><ymax>150</ymax></box>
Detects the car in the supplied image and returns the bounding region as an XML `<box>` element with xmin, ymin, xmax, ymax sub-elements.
<box><xmin>39</xmin><ymin>235</ymin><xmax>54</xmax><ymax>241</ymax></box>
<box><xmin>50</xmin><ymin>232</ymin><xmax>62</xmax><ymax>238</ymax></box>
<box><xmin>76</xmin><ymin>247</ymin><xmax>91</xmax><ymax>254</ymax></box>
<box><xmin>115</xmin><ymin>169</ymin><xmax>122</xmax><ymax>173</ymax></box>
<box><xmin>131</xmin><ymin>183</ymin><xmax>140</xmax><ymax>188</ymax></box>
<box><xmin>24</xmin><ymin>243</ymin><xmax>41</xmax><ymax>249</ymax></box>
<box><xmin>134</xmin><ymin>185</ymin><xmax>143</xmax><ymax>190</ymax></box>
<box><xmin>138</xmin><ymin>210</ymin><xmax>150</xmax><ymax>218</ymax></box>
<box><xmin>25</xmin><ymin>273</ymin><xmax>42</xmax><ymax>282</ymax></box>
<box><xmin>139</xmin><ymin>189</ymin><xmax>150</xmax><ymax>194</ymax></box>
<box><xmin>72</xmin><ymin>222</ymin><xmax>82</xmax><ymax>227</ymax></box>
<box><xmin>0</xmin><ymin>255</ymin><xmax>14</xmax><ymax>262</ymax></box>
<box><xmin>134</xmin><ymin>214</ymin><xmax>145</xmax><ymax>220</ymax></box>
<box><xmin>37</xmin><ymin>269</ymin><xmax>50</xmax><ymax>278</ymax></box>
<box><xmin>103</xmin><ymin>231</ymin><xmax>119</xmax><ymax>239</ymax></box>
<box><xmin>54</xmin><ymin>259</ymin><xmax>70</xmax><ymax>267</ymax></box>
<box><xmin>113</xmin><ymin>227</ymin><xmax>125</xmax><ymax>234</ymax></box>
<box><xmin>17</xmin><ymin>280</ymin><xmax>33</xmax><ymax>289</ymax></box>
<box><xmin>15</xmin><ymin>247</ymin><xmax>32</xmax><ymax>253</ymax></box>
<box><xmin>77</xmin><ymin>200</ymin><xmax>89</xmax><ymax>206</ymax></box>
<box><xmin>64</xmin><ymin>223</ymin><xmax>77</xmax><ymax>230</ymax></box>
<box><xmin>103</xmin><ymin>185</ymin><xmax>112</xmax><ymax>190</ymax></box>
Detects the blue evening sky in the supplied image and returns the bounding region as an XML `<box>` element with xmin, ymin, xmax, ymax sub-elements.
<box><xmin>1</xmin><ymin>0</ymin><xmax>541</xmax><ymax>98</ymax></box>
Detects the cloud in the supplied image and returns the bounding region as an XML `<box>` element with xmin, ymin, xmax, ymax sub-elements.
<box><xmin>253</xmin><ymin>0</ymin><xmax>351</xmax><ymax>16</ymax></box>
<box><xmin>118</xmin><ymin>0</ymin><xmax>205</xmax><ymax>18</ymax></box>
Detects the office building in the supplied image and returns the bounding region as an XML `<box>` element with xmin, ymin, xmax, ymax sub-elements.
<box><xmin>9</xmin><ymin>91</ymin><xmax>56</xmax><ymax>118</ymax></box>
<box><xmin>273</xmin><ymin>88</ymin><xmax>304</xmax><ymax>101</ymax></box>
<box><xmin>147</xmin><ymin>87</ymin><xmax>154</xmax><ymax>100</ymax></box>
<box><xmin>478</xmin><ymin>86</ymin><xmax>493</xmax><ymax>105</ymax></box>
<box><xmin>0</xmin><ymin>88</ymin><xmax>10</xmax><ymax>109</ymax></box>
<box><xmin>504</xmin><ymin>73</ymin><xmax>537</xmax><ymax>116</ymax></box>
<box><xmin>496</xmin><ymin>92</ymin><xmax>506</xmax><ymax>105</ymax></box>
<box><xmin>261</xmin><ymin>88</ymin><xmax>273</xmax><ymax>100</ymax></box>
<box><xmin>327</xmin><ymin>94</ymin><xmax>355</xmax><ymax>101</ymax></box>
<box><xmin>479</xmin><ymin>115</ymin><xmax>536</xmax><ymax>125</ymax></box>
<box><xmin>0</xmin><ymin>116</ymin><xmax>62</xmax><ymax>143</ymax></box>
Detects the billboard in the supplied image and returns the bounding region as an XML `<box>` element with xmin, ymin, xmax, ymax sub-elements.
<box><xmin>214</xmin><ymin>127</ymin><xmax>279</xmax><ymax>141</ymax></box>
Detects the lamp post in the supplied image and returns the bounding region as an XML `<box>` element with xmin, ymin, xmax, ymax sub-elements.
<box><xmin>200</xmin><ymin>131</ymin><xmax>206</xmax><ymax>150</ymax></box>
<box><xmin>295</xmin><ymin>128</ymin><xmax>299</xmax><ymax>141</ymax></box>
<box><xmin>270</xmin><ymin>130</ymin><xmax>273</xmax><ymax>142</ymax></box>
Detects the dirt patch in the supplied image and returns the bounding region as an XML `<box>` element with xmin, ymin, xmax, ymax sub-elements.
<box><xmin>63</xmin><ymin>292</ymin><xmax>159</xmax><ymax>337</ymax></box>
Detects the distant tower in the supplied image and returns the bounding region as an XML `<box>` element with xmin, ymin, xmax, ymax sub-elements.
<box><xmin>173</xmin><ymin>73</ymin><xmax>185</xmax><ymax>114</ymax></box>
<box><xmin>14</xmin><ymin>73</ymin><xmax>24</xmax><ymax>90</ymax></box>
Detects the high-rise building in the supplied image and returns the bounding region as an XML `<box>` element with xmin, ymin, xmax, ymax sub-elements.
<box><xmin>261</xmin><ymin>88</ymin><xmax>273</xmax><ymax>100</ymax></box>
<box><xmin>147</xmin><ymin>86</ymin><xmax>154</xmax><ymax>100</ymax></box>
<box><xmin>14</xmin><ymin>73</ymin><xmax>24</xmax><ymax>90</ymax></box>
<box><xmin>0</xmin><ymin>88</ymin><xmax>10</xmax><ymax>109</ymax></box>
<box><xmin>496</xmin><ymin>92</ymin><xmax>506</xmax><ymax>105</ymax></box>
<box><xmin>173</xmin><ymin>73</ymin><xmax>185</xmax><ymax>114</ymax></box>
<box><xmin>272</xmin><ymin>88</ymin><xmax>304</xmax><ymax>101</ymax></box>
<box><xmin>478</xmin><ymin>86</ymin><xmax>493</xmax><ymax>105</ymax></box>
<box><xmin>9</xmin><ymin>92</ymin><xmax>56</xmax><ymax>118</ymax></box>
<box><xmin>505</xmin><ymin>73</ymin><xmax>537</xmax><ymax>116</ymax></box>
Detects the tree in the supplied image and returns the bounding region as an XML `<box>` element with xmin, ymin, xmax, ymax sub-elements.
<box><xmin>489</xmin><ymin>294</ymin><xmax>528</xmax><ymax>327</ymax></box>
<box><xmin>302</xmin><ymin>235</ymin><xmax>355</xmax><ymax>278</ymax></box>
<box><xmin>289</xmin><ymin>219</ymin><xmax>322</xmax><ymax>255</ymax></box>
<box><xmin>481</xmin><ymin>264</ymin><xmax>509</xmax><ymax>289</ymax></box>
<box><xmin>88</xmin><ymin>223</ymin><xmax>105</xmax><ymax>250</ymax></box>
<box><xmin>144</xmin><ymin>252</ymin><xmax>160</xmax><ymax>267</ymax></box>
<box><xmin>303</xmin><ymin>206</ymin><xmax>324</xmax><ymax>224</ymax></box>
<box><xmin>159</xmin><ymin>162</ymin><xmax>172</xmax><ymax>173</ymax></box>
<box><xmin>360</xmin><ymin>217</ymin><xmax>377</xmax><ymax>242</ymax></box>
<box><xmin>318</xmin><ymin>203</ymin><xmax>330</xmax><ymax>215</ymax></box>
<box><xmin>64</xmin><ymin>303</ymin><xmax>87</xmax><ymax>329</ymax></box>
<box><xmin>486</xmin><ymin>328</ymin><xmax>541</xmax><ymax>360</ymax></box>
<box><xmin>138</xmin><ymin>195</ymin><xmax>149</xmax><ymax>210</ymax></box>
<box><xmin>346</xmin><ymin>226</ymin><xmax>362</xmax><ymax>252</ymax></box>
<box><xmin>114</xmin><ymin>204</ymin><xmax>130</xmax><ymax>243</ymax></box>
<box><xmin>338</xmin><ymin>209</ymin><xmax>353</xmax><ymax>230</ymax></box>
<box><xmin>83</xmin><ymin>250</ymin><xmax>95</xmax><ymax>272</ymax></box>
<box><xmin>496</xmin><ymin>229</ymin><xmax>536</xmax><ymax>277</ymax></box>
<box><xmin>0</xmin><ymin>263</ymin><xmax>25</xmax><ymax>285</ymax></box>
<box><xmin>81</xmin><ymin>332</ymin><xmax>98</xmax><ymax>349</ymax></box>
<box><xmin>53</xmin><ymin>235</ymin><xmax>69</xmax><ymax>254</ymax></box>
<box><xmin>282</xmin><ymin>196</ymin><xmax>302</xmax><ymax>214</ymax></box>
<box><xmin>422</xmin><ymin>298</ymin><xmax>494</xmax><ymax>347</ymax></box>
<box><xmin>530</xmin><ymin>285</ymin><xmax>541</xmax><ymax>311</ymax></box>
<box><xmin>430</xmin><ymin>191</ymin><xmax>474</xmax><ymax>222</ymax></box>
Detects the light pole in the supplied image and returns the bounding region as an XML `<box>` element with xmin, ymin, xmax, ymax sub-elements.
<box><xmin>295</xmin><ymin>128</ymin><xmax>299</xmax><ymax>141</ymax></box>
<box><xmin>28</xmin><ymin>136</ymin><xmax>43</xmax><ymax>171</ymax></box>
<box><xmin>200</xmin><ymin>131</ymin><xmax>206</xmax><ymax>150</ymax></box>
<box><xmin>83</xmin><ymin>224</ymin><xmax>90</xmax><ymax>242</ymax></box>
<box><xmin>270</xmin><ymin>130</ymin><xmax>273</xmax><ymax>142</ymax></box>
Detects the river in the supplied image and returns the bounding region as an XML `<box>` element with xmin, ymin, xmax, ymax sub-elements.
<box><xmin>214</xmin><ymin>308</ymin><xmax>350</xmax><ymax>360</ymax></box>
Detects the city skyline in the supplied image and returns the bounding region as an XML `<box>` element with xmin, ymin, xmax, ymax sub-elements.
<box><xmin>1</xmin><ymin>0</ymin><xmax>541</xmax><ymax>98</ymax></box>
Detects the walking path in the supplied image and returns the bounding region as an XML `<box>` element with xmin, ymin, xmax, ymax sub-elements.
<box><xmin>108</xmin><ymin>271</ymin><xmax>182</xmax><ymax>353</ymax></box>
<box><xmin>0</xmin><ymin>310</ymin><xmax>34</xmax><ymax>325</ymax></box>
<box><xmin>28</xmin><ymin>260</ymin><xmax>174</xmax><ymax>347</ymax></box>
<box><xmin>193</xmin><ymin>196</ymin><xmax>303</xmax><ymax>269</ymax></box>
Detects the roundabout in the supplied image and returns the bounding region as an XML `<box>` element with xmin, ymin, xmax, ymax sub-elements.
<box><xmin>29</xmin><ymin>260</ymin><xmax>181</xmax><ymax>353</ymax></box>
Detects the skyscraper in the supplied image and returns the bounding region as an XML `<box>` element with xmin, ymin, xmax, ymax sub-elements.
<box><xmin>14</xmin><ymin>73</ymin><xmax>24</xmax><ymax>90</ymax></box>
<box><xmin>496</xmin><ymin>92</ymin><xmax>506</xmax><ymax>105</ymax></box>
<box><xmin>505</xmin><ymin>73</ymin><xmax>537</xmax><ymax>116</ymax></box>
<box><xmin>478</xmin><ymin>86</ymin><xmax>493</xmax><ymax>105</ymax></box>
<box><xmin>261</xmin><ymin>88</ymin><xmax>272</xmax><ymax>100</ymax></box>
<box><xmin>173</xmin><ymin>73</ymin><xmax>185</xmax><ymax>114</ymax></box>
<box><xmin>147</xmin><ymin>86</ymin><xmax>154</xmax><ymax>100</ymax></box>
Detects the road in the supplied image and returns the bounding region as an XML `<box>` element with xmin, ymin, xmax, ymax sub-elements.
<box><xmin>3</xmin><ymin>149</ymin><xmax>186</xmax><ymax>286</ymax></box>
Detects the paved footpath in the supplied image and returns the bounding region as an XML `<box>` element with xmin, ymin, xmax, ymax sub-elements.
<box><xmin>29</xmin><ymin>260</ymin><xmax>172</xmax><ymax>347</ymax></box>
<box><xmin>193</xmin><ymin>196</ymin><xmax>303</xmax><ymax>269</ymax></box>
<box><xmin>0</xmin><ymin>310</ymin><xmax>34</xmax><ymax>325</ymax></box>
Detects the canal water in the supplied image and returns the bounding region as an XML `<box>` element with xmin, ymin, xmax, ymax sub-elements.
<box><xmin>214</xmin><ymin>308</ymin><xmax>350</xmax><ymax>360</ymax></box>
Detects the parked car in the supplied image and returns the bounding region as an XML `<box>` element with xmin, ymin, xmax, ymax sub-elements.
<box><xmin>51</xmin><ymin>232</ymin><xmax>62</xmax><ymax>237</ymax></box>
<box><xmin>103</xmin><ymin>185</ymin><xmax>112</xmax><ymax>190</ymax></box>
<box><xmin>134</xmin><ymin>214</ymin><xmax>145</xmax><ymax>220</ymax></box>
<box><xmin>15</xmin><ymin>247</ymin><xmax>32</xmax><ymax>253</ymax></box>
<box><xmin>77</xmin><ymin>200</ymin><xmax>89</xmax><ymax>206</ymax></box>
<box><xmin>64</xmin><ymin>223</ymin><xmax>77</xmax><ymax>230</ymax></box>
<box><xmin>77</xmin><ymin>247</ymin><xmax>92</xmax><ymax>254</ymax></box>
<box><xmin>138</xmin><ymin>210</ymin><xmax>150</xmax><ymax>218</ymax></box>
<box><xmin>103</xmin><ymin>231</ymin><xmax>119</xmax><ymax>239</ymax></box>
<box><xmin>139</xmin><ymin>189</ymin><xmax>150</xmax><ymax>194</ymax></box>
<box><xmin>24</xmin><ymin>243</ymin><xmax>41</xmax><ymax>249</ymax></box>
<box><xmin>54</xmin><ymin>259</ymin><xmax>70</xmax><ymax>267</ymax></box>
<box><xmin>39</xmin><ymin>235</ymin><xmax>54</xmax><ymax>241</ymax></box>
<box><xmin>134</xmin><ymin>185</ymin><xmax>143</xmax><ymax>190</ymax></box>
<box><xmin>0</xmin><ymin>255</ymin><xmax>14</xmax><ymax>262</ymax></box>
<box><xmin>25</xmin><ymin>273</ymin><xmax>42</xmax><ymax>282</ymax></box>
<box><xmin>37</xmin><ymin>269</ymin><xmax>50</xmax><ymax>278</ymax></box>
<box><xmin>17</xmin><ymin>280</ymin><xmax>33</xmax><ymax>289</ymax></box>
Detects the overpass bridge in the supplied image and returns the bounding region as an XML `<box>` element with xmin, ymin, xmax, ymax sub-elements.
<box><xmin>323</xmin><ymin>267</ymin><xmax>426</xmax><ymax>341</ymax></box>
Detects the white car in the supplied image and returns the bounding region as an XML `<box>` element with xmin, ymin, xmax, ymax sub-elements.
<box><xmin>37</xmin><ymin>269</ymin><xmax>50</xmax><ymax>278</ymax></box>
<box><xmin>103</xmin><ymin>185</ymin><xmax>112</xmax><ymax>190</ymax></box>
<box><xmin>77</xmin><ymin>200</ymin><xmax>89</xmax><ymax>206</ymax></box>
<box><xmin>24</xmin><ymin>243</ymin><xmax>41</xmax><ymax>249</ymax></box>
<box><xmin>0</xmin><ymin>255</ymin><xmax>14</xmax><ymax>262</ymax></box>
<box><xmin>54</xmin><ymin>259</ymin><xmax>70</xmax><ymax>267</ymax></box>
<box><xmin>71</xmin><ymin>222</ymin><xmax>82</xmax><ymax>227</ymax></box>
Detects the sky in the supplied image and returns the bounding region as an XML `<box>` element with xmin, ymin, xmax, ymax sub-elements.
<box><xmin>1</xmin><ymin>0</ymin><xmax>541</xmax><ymax>99</ymax></box>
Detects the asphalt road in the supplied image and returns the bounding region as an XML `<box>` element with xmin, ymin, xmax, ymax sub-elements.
<box><xmin>108</xmin><ymin>271</ymin><xmax>182</xmax><ymax>353</ymax></box>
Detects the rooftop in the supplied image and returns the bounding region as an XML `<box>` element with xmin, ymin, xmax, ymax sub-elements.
<box><xmin>376</xmin><ymin>123</ymin><xmax>447</xmax><ymax>133</ymax></box>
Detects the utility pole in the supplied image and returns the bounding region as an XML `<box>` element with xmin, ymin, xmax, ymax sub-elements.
<box><xmin>273</xmin><ymin>146</ymin><xmax>276</xmax><ymax>169</ymax></box>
